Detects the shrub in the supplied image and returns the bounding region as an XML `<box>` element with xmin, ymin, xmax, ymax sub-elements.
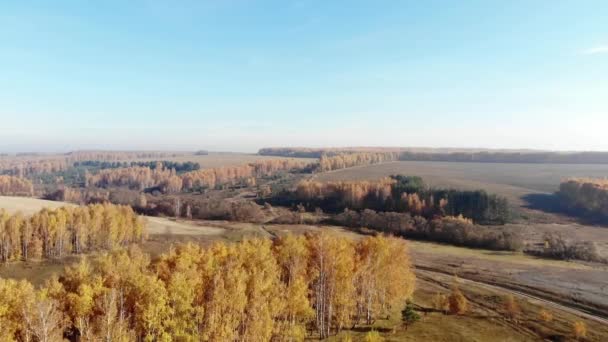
<box><xmin>539</xmin><ymin>309</ymin><xmax>553</xmax><ymax>323</ymax></box>
<box><xmin>401</xmin><ymin>301</ymin><xmax>421</xmax><ymax>330</ymax></box>
<box><xmin>433</xmin><ymin>293</ymin><xmax>449</xmax><ymax>314</ymax></box>
<box><xmin>448</xmin><ymin>286</ymin><xmax>468</xmax><ymax>315</ymax></box>
<box><xmin>572</xmin><ymin>321</ymin><xmax>587</xmax><ymax>340</ymax></box>
<box><xmin>503</xmin><ymin>295</ymin><xmax>521</xmax><ymax>320</ymax></box>
<box><xmin>364</xmin><ymin>330</ymin><xmax>384</xmax><ymax>342</ymax></box>
<box><xmin>539</xmin><ymin>233</ymin><xmax>603</xmax><ymax>262</ymax></box>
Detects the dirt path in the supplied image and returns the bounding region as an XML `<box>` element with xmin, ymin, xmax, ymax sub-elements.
<box><xmin>415</xmin><ymin>267</ymin><xmax>608</xmax><ymax>326</ymax></box>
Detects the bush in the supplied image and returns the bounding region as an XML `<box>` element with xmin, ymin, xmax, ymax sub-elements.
<box><xmin>538</xmin><ymin>233</ymin><xmax>603</xmax><ymax>262</ymax></box>
<box><xmin>364</xmin><ymin>330</ymin><xmax>383</xmax><ymax>342</ymax></box>
<box><xmin>401</xmin><ymin>301</ymin><xmax>421</xmax><ymax>330</ymax></box>
<box><xmin>539</xmin><ymin>309</ymin><xmax>553</xmax><ymax>323</ymax></box>
<box><xmin>503</xmin><ymin>295</ymin><xmax>521</xmax><ymax>320</ymax></box>
<box><xmin>331</xmin><ymin>209</ymin><xmax>524</xmax><ymax>251</ymax></box>
<box><xmin>433</xmin><ymin>293</ymin><xmax>449</xmax><ymax>314</ymax></box>
<box><xmin>572</xmin><ymin>321</ymin><xmax>587</xmax><ymax>340</ymax></box>
<box><xmin>448</xmin><ymin>286</ymin><xmax>468</xmax><ymax>315</ymax></box>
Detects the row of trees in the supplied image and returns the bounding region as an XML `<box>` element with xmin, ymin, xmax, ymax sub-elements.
<box><xmin>559</xmin><ymin>178</ymin><xmax>608</xmax><ymax>219</ymax></box>
<box><xmin>317</xmin><ymin>152</ymin><xmax>399</xmax><ymax>172</ymax></box>
<box><xmin>0</xmin><ymin>204</ymin><xmax>145</xmax><ymax>262</ymax></box>
<box><xmin>288</xmin><ymin>176</ymin><xmax>510</xmax><ymax>224</ymax></box>
<box><xmin>0</xmin><ymin>233</ymin><xmax>415</xmax><ymax>341</ymax></box>
<box><xmin>398</xmin><ymin>151</ymin><xmax>608</xmax><ymax>164</ymax></box>
<box><xmin>260</xmin><ymin>147</ymin><xmax>608</xmax><ymax>165</ymax></box>
<box><xmin>0</xmin><ymin>175</ymin><xmax>34</xmax><ymax>196</ymax></box>
<box><xmin>85</xmin><ymin>159</ymin><xmax>311</xmax><ymax>193</ymax></box>
<box><xmin>259</xmin><ymin>147</ymin><xmax>406</xmax><ymax>158</ymax></box>
<box><xmin>75</xmin><ymin>160</ymin><xmax>201</xmax><ymax>173</ymax></box>
<box><xmin>333</xmin><ymin>209</ymin><xmax>523</xmax><ymax>251</ymax></box>
<box><xmin>0</xmin><ymin>159</ymin><xmax>69</xmax><ymax>177</ymax></box>
<box><xmin>0</xmin><ymin>152</ymin><xmax>186</xmax><ymax>178</ymax></box>
<box><xmin>85</xmin><ymin>166</ymin><xmax>183</xmax><ymax>193</ymax></box>
<box><xmin>181</xmin><ymin>159</ymin><xmax>311</xmax><ymax>191</ymax></box>
<box><xmin>64</xmin><ymin>151</ymin><xmax>184</xmax><ymax>162</ymax></box>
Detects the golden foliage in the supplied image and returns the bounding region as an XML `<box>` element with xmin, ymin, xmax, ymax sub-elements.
<box><xmin>572</xmin><ymin>320</ymin><xmax>587</xmax><ymax>340</ymax></box>
<box><xmin>0</xmin><ymin>232</ymin><xmax>415</xmax><ymax>341</ymax></box>
<box><xmin>85</xmin><ymin>159</ymin><xmax>309</xmax><ymax>193</ymax></box>
<box><xmin>364</xmin><ymin>330</ymin><xmax>384</xmax><ymax>342</ymax></box>
<box><xmin>503</xmin><ymin>294</ymin><xmax>521</xmax><ymax>320</ymax></box>
<box><xmin>182</xmin><ymin>159</ymin><xmax>310</xmax><ymax>191</ymax></box>
<box><xmin>432</xmin><ymin>293</ymin><xmax>449</xmax><ymax>314</ymax></box>
<box><xmin>0</xmin><ymin>175</ymin><xmax>34</xmax><ymax>196</ymax></box>
<box><xmin>0</xmin><ymin>203</ymin><xmax>145</xmax><ymax>262</ymax></box>
<box><xmin>319</xmin><ymin>152</ymin><xmax>399</xmax><ymax>172</ymax></box>
<box><xmin>539</xmin><ymin>309</ymin><xmax>553</xmax><ymax>323</ymax></box>
<box><xmin>448</xmin><ymin>286</ymin><xmax>468</xmax><ymax>315</ymax></box>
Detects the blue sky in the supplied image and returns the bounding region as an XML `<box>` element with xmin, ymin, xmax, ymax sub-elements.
<box><xmin>1</xmin><ymin>0</ymin><xmax>607</xmax><ymax>152</ymax></box>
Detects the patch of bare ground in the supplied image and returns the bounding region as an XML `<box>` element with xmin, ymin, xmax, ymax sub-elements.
<box><xmin>413</xmin><ymin>270</ymin><xmax>608</xmax><ymax>342</ymax></box>
<box><xmin>409</xmin><ymin>240</ymin><xmax>608</xmax><ymax>320</ymax></box>
<box><xmin>0</xmin><ymin>195</ymin><xmax>74</xmax><ymax>215</ymax></box>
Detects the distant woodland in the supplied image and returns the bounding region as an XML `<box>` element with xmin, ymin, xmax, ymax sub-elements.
<box><xmin>260</xmin><ymin>147</ymin><xmax>608</xmax><ymax>165</ymax></box>
<box><xmin>0</xmin><ymin>175</ymin><xmax>34</xmax><ymax>196</ymax></box>
<box><xmin>277</xmin><ymin>176</ymin><xmax>509</xmax><ymax>225</ymax></box>
<box><xmin>0</xmin><ymin>151</ymin><xmax>185</xmax><ymax>177</ymax></box>
<box><xmin>85</xmin><ymin>159</ymin><xmax>311</xmax><ymax>193</ymax></box>
<box><xmin>0</xmin><ymin>233</ymin><xmax>414</xmax><ymax>341</ymax></box>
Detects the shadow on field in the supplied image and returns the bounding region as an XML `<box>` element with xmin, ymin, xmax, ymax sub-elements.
<box><xmin>521</xmin><ymin>193</ymin><xmax>562</xmax><ymax>213</ymax></box>
<box><xmin>522</xmin><ymin>193</ymin><xmax>608</xmax><ymax>226</ymax></box>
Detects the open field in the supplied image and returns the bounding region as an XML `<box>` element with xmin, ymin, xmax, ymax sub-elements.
<box><xmin>0</xmin><ymin>195</ymin><xmax>73</xmax><ymax>215</ymax></box>
<box><xmin>315</xmin><ymin>161</ymin><xmax>608</xmax><ymax>206</ymax></box>
<box><xmin>132</xmin><ymin>152</ymin><xmax>317</xmax><ymax>168</ymax></box>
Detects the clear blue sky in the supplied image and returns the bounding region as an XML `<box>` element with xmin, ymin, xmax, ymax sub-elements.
<box><xmin>1</xmin><ymin>0</ymin><xmax>607</xmax><ymax>152</ymax></box>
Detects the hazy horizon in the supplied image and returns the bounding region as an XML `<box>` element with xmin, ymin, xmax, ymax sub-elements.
<box><xmin>2</xmin><ymin>1</ymin><xmax>607</xmax><ymax>152</ymax></box>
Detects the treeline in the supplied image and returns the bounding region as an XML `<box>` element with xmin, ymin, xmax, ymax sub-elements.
<box><xmin>75</xmin><ymin>160</ymin><xmax>201</xmax><ymax>173</ymax></box>
<box><xmin>318</xmin><ymin>152</ymin><xmax>399</xmax><ymax>171</ymax></box>
<box><xmin>142</xmin><ymin>197</ymin><xmax>268</xmax><ymax>223</ymax></box>
<box><xmin>85</xmin><ymin>159</ymin><xmax>310</xmax><ymax>194</ymax></box>
<box><xmin>286</xmin><ymin>176</ymin><xmax>509</xmax><ymax>224</ymax></box>
<box><xmin>64</xmin><ymin>150</ymin><xmax>184</xmax><ymax>162</ymax></box>
<box><xmin>86</xmin><ymin>166</ymin><xmax>183</xmax><ymax>193</ymax></box>
<box><xmin>0</xmin><ymin>175</ymin><xmax>34</xmax><ymax>196</ymax></box>
<box><xmin>181</xmin><ymin>159</ymin><xmax>310</xmax><ymax>191</ymax></box>
<box><xmin>259</xmin><ymin>147</ymin><xmax>407</xmax><ymax>158</ymax></box>
<box><xmin>559</xmin><ymin>178</ymin><xmax>608</xmax><ymax>219</ymax></box>
<box><xmin>260</xmin><ymin>147</ymin><xmax>608</xmax><ymax>165</ymax></box>
<box><xmin>332</xmin><ymin>210</ymin><xmax>523</xmax><ymax>251</ymax></box>
<box><xmin>0</xmin><ymin>233</ymin><xmax>414</xmax><ymax>341</ymax></box>
<box><xmin>398</xmin><ymin>151</ymin><xmax>608</xmax><ymax>164</ymax></box>
<box><xmin>0</xmin><ymin>203</ymin><xmax>145</xmax><ymax>262</ymax></box>
<box><xmin>0</xmin><ymin>158</ymin><xmax>69</xmax><ymax>177</ymax></box>
<box><xmin>0</xmin><ymin>152</ymin><xmax>187</xmax><ymax>178</ymax></box>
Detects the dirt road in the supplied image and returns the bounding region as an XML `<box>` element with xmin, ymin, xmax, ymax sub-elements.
<box><xmin>415</xmin><ymin>267</ymin><xmax>608</xmax><ymax>326</ymax></box>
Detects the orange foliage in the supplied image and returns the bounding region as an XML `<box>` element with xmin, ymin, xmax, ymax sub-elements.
<box><xmin>181</xmin><ymin>159</ymin><xmax>309</xmax><ymax>191</ymax></box>
<box><xmin>296</xmin><ymin>178</ymin><xmax>395</xmax><ymax>209</ymax></box>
